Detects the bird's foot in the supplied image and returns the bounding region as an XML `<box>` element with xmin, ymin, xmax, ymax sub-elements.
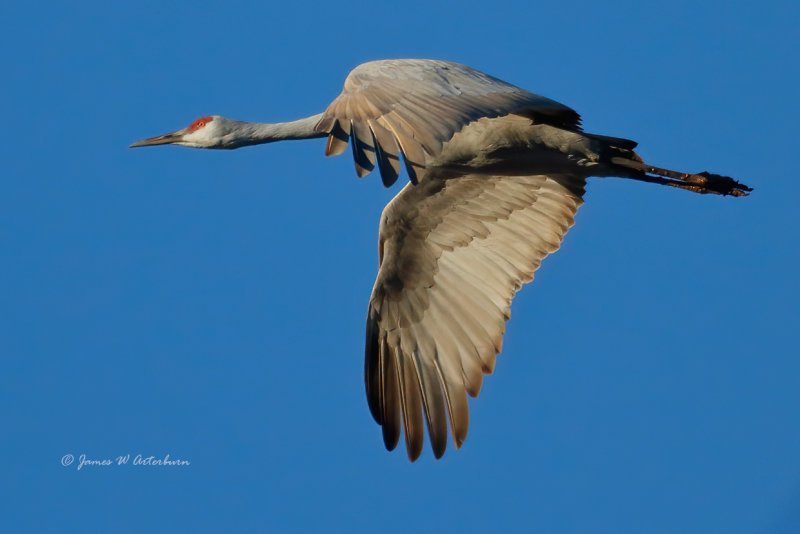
<box><xmin>679</xmin><ymin>172</ymin><xmax>752</xmax><ymax>197</ymax></box>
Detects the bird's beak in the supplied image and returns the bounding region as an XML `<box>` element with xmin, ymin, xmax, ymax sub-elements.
<box><xmin>129</xmin><ymin>129</ymin><xmax>187</xmax><ymax>148</ymax></box>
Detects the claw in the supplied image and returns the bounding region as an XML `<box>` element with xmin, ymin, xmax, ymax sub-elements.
<box><xmin>695</xmin><ymin>172</ymin><xmax>753</xmax><ymax>197</ymax></box>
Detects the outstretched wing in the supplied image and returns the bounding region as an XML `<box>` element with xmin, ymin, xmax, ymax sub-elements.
<box><xmin>365</xmin><ymin>173</ymin><xmax>586</xmax><ymax>461</ymax></box>
<box><xmin>315</xmin><ymin>59</ymin><xmax>581</xmax><ymax>186</ymax></box>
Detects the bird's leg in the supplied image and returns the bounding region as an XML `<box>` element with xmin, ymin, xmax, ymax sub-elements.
<box><xmin>609</xmin><ymin>157</ymin><xmax>753</xmax><ymax>197</ymax></box>
<box><xmin>623</xmin><ymin>172</ymin><xmax>722</xmax><ymax>194</ymax></box>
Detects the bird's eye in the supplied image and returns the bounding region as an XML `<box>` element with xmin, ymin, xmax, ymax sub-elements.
<box><xmin>188</xmin><ymin>116</ymin><xmax>214</xmax><ymax>131</ymax></box>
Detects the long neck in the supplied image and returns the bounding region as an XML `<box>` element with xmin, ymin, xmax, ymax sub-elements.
<box><xmin>228</xmin><ymin>113</ymin><xmax>327</xmax><ymax>148</ymax></box>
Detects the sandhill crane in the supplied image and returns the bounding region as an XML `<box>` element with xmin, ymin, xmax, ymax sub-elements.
<box><xmin>131</xmin><ymin>59</ymin><xmax>751</xmax><ymax>461</ymax></box>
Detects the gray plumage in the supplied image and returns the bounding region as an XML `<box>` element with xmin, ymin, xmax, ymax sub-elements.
<box><xmin>130</xmin><ymin>58</ymin><xmax>751</xmax><ymax>461</ymax></box>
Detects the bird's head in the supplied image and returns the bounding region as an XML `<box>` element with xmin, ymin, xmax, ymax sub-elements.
<box><xmin>130</xmin><ymin>116</ymin><xmax>240</xmax><ymax>149</ymax></box>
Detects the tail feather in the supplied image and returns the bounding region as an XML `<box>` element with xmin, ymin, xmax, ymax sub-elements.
<box><xmin>584</xmin><ymin>132</ymin><xmax>639</xmax><ymax>151</ymax></box>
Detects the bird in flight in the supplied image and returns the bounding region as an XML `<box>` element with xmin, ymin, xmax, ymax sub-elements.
<box><xmin>131</xmin><ymin>59</ymin><xmax>751</xmax><ymax>461</ymax></box>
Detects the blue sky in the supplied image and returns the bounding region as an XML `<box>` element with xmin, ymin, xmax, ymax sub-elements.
<box><xmin>2</xmin><ymin>1</ymin><xmax>798</xmax><ymax>532</ymax></box>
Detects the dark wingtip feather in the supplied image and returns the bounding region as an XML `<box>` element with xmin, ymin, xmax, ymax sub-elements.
<box><xmin>350</xmin><ymin>121</ymin><xmax>376</xmax><ymax>178</ymax></box>
<box><xmin>364</xmin><ymin>311</ymin><xmax>382</xmax><ymax>424</ymax></box>
<box><xmin>432</xmin><ymin>441</ymin><xmax>446</xmax><ymax>459</ymax></box>
<box><xmin>380</xmin><ymin>336</ymin><xmax>402</xmax><ymax>452</ymax></box>
<box><xmin>376</xmin><ymin>143</ymin><xmax>400</xmax><ymax>187</ymax></box>
<box><xmin>383</xmin><ymin>424</ymin><xmax>400</xmax><ymax>451</ymax></box>
<box><xmin>401</xmin><ymin>154</ymin><xmax>420</xmax><ymax>185</ymax></box>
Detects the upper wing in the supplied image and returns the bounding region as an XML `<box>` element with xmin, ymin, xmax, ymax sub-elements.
<box><xmin>315</xmin><ymin>59</ymin><xmax>581</xmax><ymax>186</ymax></box>
<box><xmin>365</xmin><ymin>173</ymin><xmax>586</xmax><ymax>461</ymax></box>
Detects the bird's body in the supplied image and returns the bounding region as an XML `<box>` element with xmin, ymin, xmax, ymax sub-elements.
<box><xmin>431</xmin><ymin>116</ymin><xmax>618</xmax><ymax>177</ymax></box>
<box><xmin>131</xmin><ymin>59</ymin><xmax>751</xmax><ymax>461</ymax></box>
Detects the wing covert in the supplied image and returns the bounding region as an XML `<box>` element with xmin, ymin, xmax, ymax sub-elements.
<box><xmin>315</xmin><ymin>59</ymin><xmax>582</xmax><ymax>186</ymax></box>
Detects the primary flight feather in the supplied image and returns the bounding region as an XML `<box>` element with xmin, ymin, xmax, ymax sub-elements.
<box><xmin>131</xmin><ymin>58</ymin><xmax>751</xmax><ymax>461</ymax></box>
